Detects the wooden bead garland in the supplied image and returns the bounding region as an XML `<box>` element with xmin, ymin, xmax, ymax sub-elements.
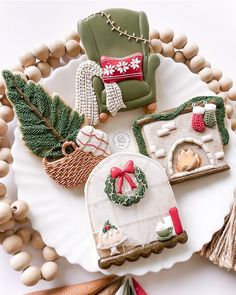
<box><xmin>65</xmin><ymin>40</ymin><xmax>81</xmax><ymax>57</ymax></box>
<box><xmin>19</xmin><ymin>52</ymin><xmax>36</xmax><ymax>67</ymax></box>
<box><xmin>32</xmin><ymin>44</ymin><xmax>50</xmax><ymax>61</ymax></box>
<box><xmin>24</xmin><ymin>66</ymin><xmax>42</xmax><ymax>82</ymax></box>
<box><xmin>11</xmin><ymin>200</ymin><xmax>29</xmax><ymax>220</ymax></box>
<box><xmin>36</xmin><ymin>62</ymin><xmax>51</xmax><ymax>78</ymax></box>
<box><xmin>48</xmin><ymin>40</ymin><xmax>65</xmax><ymax>58</ymax></box>
<box><xmin>159</xmin><ymin>28</ymin><xmax>174</xmax><ymax>43</ymax></box>
<box><xmin>10</xmin><ymin>251</ymin><xmax>32</xmax><ymax>271</ymax></box>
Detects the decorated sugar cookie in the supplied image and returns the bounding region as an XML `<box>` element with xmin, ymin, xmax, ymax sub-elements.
<box><xmin>132</xmin><ymin>96</ymin><xmax>230</xmax><ymax>184</ymax></box>
<box><xmin>75</xmin><ymin>8</ymin><xmax>160</xmax><ymax>125</ymax></box>
<box><xmin>85</xmin><ymin>153</ymin><xmax>187</xmax><ymax>269</ymax></box>
<box><xmin>2</xmin><ymin>70</ymin><xmax>110</xmax><ymax>188</ymax></box>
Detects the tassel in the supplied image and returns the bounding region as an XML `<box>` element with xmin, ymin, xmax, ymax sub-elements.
<box><xmin>198</xmin><ymin>194</ymin><xmax>236</xmax><ymax>271</ymax></box>
<box><xmin>123</xmin><ymin>279</ymin><xmax>134</xmax><ymax>295</ymax></box>
<box><xmin>132</xmin><ymin>277</ymin><xmax>148</xmax><ymax>295</ymax></box>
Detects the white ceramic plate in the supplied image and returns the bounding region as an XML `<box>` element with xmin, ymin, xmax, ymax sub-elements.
<box><xmin>12</xmin><ymin>55</ymin><xmax>236</xmax><ymax>276</ymax></box>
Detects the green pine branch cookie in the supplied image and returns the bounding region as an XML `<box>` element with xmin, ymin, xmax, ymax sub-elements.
<box><xmin>2</xmin><ymin>70</ymin><xmax>84</xmax><ymax>159</ymax></box>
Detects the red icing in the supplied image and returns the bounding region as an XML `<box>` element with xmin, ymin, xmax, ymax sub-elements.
<box><xmin>100</xmin><ymin>52</ymin><xmax>143</xmax><ymax>84</ymax></box>
<box><xmin>110</xmin><ymin>160</ymin><xmax>137</xmax><ymax>194</ymax></box>
<box><xmin>169</xmin><ymin>207</ymin><xmax>183</xmax><ymax>235</ymax></box>
<box><xmin>192</xmin><ymin>113</ymin><xmax>205</xmax><ymax>132</ymax></box>
<box><xmin>132</xmin><ymin>277</ymin><xmax>148</xmax><ymax>295</ymax></box>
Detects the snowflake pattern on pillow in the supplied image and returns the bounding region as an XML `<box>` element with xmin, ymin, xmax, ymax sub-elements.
<box><xmin>100</xmin><ymin>52</ymin><xmax>143</xmax><ymax>84</ymax></box>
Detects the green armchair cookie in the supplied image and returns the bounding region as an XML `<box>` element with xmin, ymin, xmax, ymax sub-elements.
<box><xmin>76</xmin><ymin>8</ymin><xmax>160</xmax><ymax>124</ymax></box>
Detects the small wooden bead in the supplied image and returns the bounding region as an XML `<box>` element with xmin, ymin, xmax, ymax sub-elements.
<box><xmin>228</xmin><ymin>87</ymin><xmax>236</xmax><ymax>101</ymax></box>
<box><xmin>21</xmin><ymin>266</ymin><xmax>41</xmax><ymax>286</ymax></box>
<box><xmin>36</xmin><ymin>62</ymin><xmax>51</xmax><ymax>78</ymax></box>
<box><xmin>149</xmin><ymin>29</ymin><xmax>159</xmax><ymax>40</ymax></box>
<box><xmin>32</xmin><ymin>44</ymin><xmax>50</xmax><ymax>61</ymax></box>
<box><xmin>219</xmin><ymin>77</ymin><xmax>233</xmax><ymax>92</ymax></box>
<box><xmin>0</xmin><ymin>148</ymin><xmax>13</xmax><ymax>164</ymax></box>
<box><xmin>48</xmin><ymin>40</ymin><xmax>65</xmax><ymax>58</ymax></box>
<box><xmin>10</xmin><ymin>64</ymin><xmax>24</xmax><ymax>73</ymax></box>
<box><xmin>212</xmin><ymin>68</ymin><xmax>223</xmax><ymax>81</ymax></box>
<box><xmin>16</xmin><ymin>217</ymin><xmax>29</xmax><ymax>224</ymax></box>
<box><xmin>226</xmin><ymin>104</ymin><xmax>233</xmax><ymax>118</ymax></box>
<box><xmin>2</xmin><ymin>234</ymin><xmax>23</xmax><ymax>254</ymax></box>
<box><xmin>41</xmin><ymin>262</ymin><xmax>58</xmax><ymax>281</ymax></box>
<box><xmin>19</xmin><ymin>52</ymin><xmax>36</xmax><ymax>67</ymax></box>
<box><xmin>189</xmin><ymin>55</ymin><xmax>206</xmax><ymax>72</ymax></box>
<box><xmin>11</xmin><ymin>200</ymin><xmax>29</xmax><ymax>220</ymax></box>
<box><xmin>218</xmin><ymin>92</ymin><xmax>228</xmax><ymax>103</ymax></box>
<box><xmin>159</xmin><ymin>28</ymin><xmax>174</xmax><ymax>43</ymax></box>
<box><xmin>207</xmin><ymin>80</ymin><xmax>220</xmax><ymax>94</ymax></box>
<box><xmin>0</xmin><ymin>218</ymin><xmax>15</xmax><ymax>232</ymax></box>
<box><xmin>16</xmin><ymin>227</ymin><xmax>32</xmax><ymax>244</ymax></box>
<box><xmin>0</xmin><ymin>182</ymin><xmax>6</xmax><ymax>197</ymax></box>
<box><xmin>172</xmin><ymin>33</ymin><xmax>187</xmax><ymax>49</ymax></box>
<box><xmin>0</xmin><ymin>80</ymin><xmax>5</xmax><ymax>96</ymax></box>
<box><xmin>43</xmin><ymin>246</ymin><xmax>58</xmax><ymax>261</ymax></box>
<box><xmin>199</xmin><ymin>67</ymin><xmax>214</xmax><ymax>83</ymax></box>
<box><xmin>161</xmin><ymin>43</ymin><xmax>174</xmax><ymax>58</ymax></box>
<box><xmin>173</xmin><ymin>51</ymin><xmax>186</xmax><ymax>63</ymax></box>
<box><xmin>31</xmin><ymin>231</ymin><xmax>45</xmax><ymax>250</ymax></box>
<box><xmin>10</xmin><ymin>251</ymin><xmax>32</xmax><ymax>271</ymax></box>
<box><xmin>0</xmin><ymin>160</ymin><xmax>9</xmax><ymax>177</ymax></box>
<box><xmin>0</xmin><ymin>230</ymin><xmax>13</xmax><ymax>243</ymax></box>
<box><xmin>0</xmin><ymin>202</ymin><xmax>12</xmax><ymax>224</ymax></box>
<box><xmin>65</xmin><ymin>40</ymin><xmax>81</xmax><ymax>57</ymax></box>
<box><xmin>24</xmin><ymin>66</ymin><xmax>42</xmax><ymax>82</ymax></box>
<box><xmin>0</xmin><ymin>106</ymin><xmax>14</xmax><ymax>122</ymax></box>
<box><xmin>150</xmin><ymin>39</ymin><xmax>162</xmax><ymax>53</ymax></box>
<box><xmin>1</xmin><ymin>95</ymin><xmax>12</xmax><ymax>107</ymax></box>
<box><xmin>0</xmin><ymin>119</ymin><xmax>8</xmax><ymax>136</ymax></box>
<box><xmin>65</xmin><ymin>31</ymin><xmax>80</xmax><ymax>42</ymax></box>
<box><xmin>231</xmin><ymin>118</ymin><xmax>236</xmax><ymax>131</ymax></box>
<box><xmin>183</xmin><ymin>42</ymin><xmax>199</xmax><ymax>59</ymax></box>
<box><xmin>0</xmin><ymin>137</ymin><xmax>10</xmax><ymax>148</ymax></box>
<box><xmin>47</xmin><ymin>56</ymin><xmax>61</xmax><ymax>68</ymax></box>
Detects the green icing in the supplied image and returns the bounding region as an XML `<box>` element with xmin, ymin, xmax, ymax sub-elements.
<box><xmin>132</xmin><ymin>96</ymin><xmax>229</xmax><ymax>156</ymax></box>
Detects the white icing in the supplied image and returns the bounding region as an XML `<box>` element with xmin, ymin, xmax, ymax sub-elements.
<box><xmin>149</xmin><ymin>145</ymin><xmax>156</xmax><ymax>153</ymax></box>
<box><xmin>204</xmin><ymin>103</ymin><xmax>216</xmax><ymax>111</ymax></box>
<box><xmin>170</xmin><ymin>164</ymin><xmax>215</xmax><ymax>178</ymax></box>
<box><xmin>155</xmin><ymin>149</ymin><xmax>166</xmax><ymax>158</ymax></box>
<box><xmin>215</xmin><ymin>151</ymin><xmax>224</xmax><ymax>160</ymax></box>
<box><xmin>157</xmin><ymin>128</ymin><xmax>170</xmax><ymax>137</ymax></box>
<box><xmin>162</xmin><ymin>121</ymin><xmax>176</xmax><ymax>131</ymax></box>
<box><xmin>193</xmin><ymin>106</ymin><xmax>205</xmax><ymax>114</ymax></box>
<box><xmin>201</xmin><ymin>134</ymin><xmax>213</xmax><ymax>143</ymax></box>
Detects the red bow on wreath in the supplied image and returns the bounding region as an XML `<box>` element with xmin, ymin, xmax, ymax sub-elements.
<box><xmin>110</xmin><ymin>160</ymin><xmax>137</xmax><ymax>194</ymax></box>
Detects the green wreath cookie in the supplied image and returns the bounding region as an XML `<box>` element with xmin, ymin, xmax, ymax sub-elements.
<box><xmin>104</xmin><ymin>160</ymin><xmax>148</xmax><ymax>207</ymax></box>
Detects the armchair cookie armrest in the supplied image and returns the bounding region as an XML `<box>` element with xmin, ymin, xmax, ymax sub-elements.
<box><xmin>145</xmin><ymin>53</ymin><xmax>160</xmax><ymax>82</ymax></box>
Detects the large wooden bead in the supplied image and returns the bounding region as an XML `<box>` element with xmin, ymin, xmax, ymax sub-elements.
<box><xmin>65</xmin><ymin>40</ymin><xmax>81</xmax><ymax>57</ymax></box>
<box><xmin>159</xmin><ymin>28</ymin><xmax>174</xmax><ymax>43</ymax></box>
<box><xmin>219</xmin><ymin>77</ymin><xmax>233</xmax><ymax>92</ymax></box>
<box><xmin>199</xmin><ymin>67</ymin><xmax>214</xmax><ymax>83</ymax></box>
<box><xmin>2</xmin><ymin>234</ymin><xmax>23</xmax><ymax>254</ymax></box>
<box><xmin>183</xmin><ymin>42</ymin><xmax>199</xmax><ymax>59</ymax></box>
<box><xmin>24</xmin><ymin>66</ymin><xmax>42</xmax><ymax>82</ymax></box>
<box><xmin>0</xmin><ymin>160</ymin><xmax>9</xmax><ymax>177</ymax></box>
<box><xmin>11</xmin><ymin>64</ymin><xmax>24</xmax><ymax>73</ymax></box>
<box><xmin>0</xmin><ymin>80</ymin><xmax>5</xmax><ymax>96</ymax></box>
<box><xmin>150</xmin><ymin>39</ymin><xmax>162</xmax><ymax>53</ymax></box>
<box><xmin>36</xmin><ymin>62</ymin><xmax>51</xmax><ymax>78</ymax></box>
<box><xmin>1</xmin><ymin>95</ymin><xmax>12</xmax><ymax>107</ymax></box>
<box><xmin>16</xmin><ymin>217</ymin><xmax>29</xmax><ymax>224</ymax></box>
<box><xmin>228</xmin><ymin>87</ymin><xmax>236</xmax><ymax>101</ymax></box>
<box><xmin>47</xmin><ymin>56</ymin><xmax>61</xmax><ymax>68</ymax></box>
<box><xmin>173</xmin><ymin>51</ymin><xmax>186</xmax><ymax>63</ymax></box>
<box><xmin>212</xmin><ymin>68</ymin><xmax>223</xmax><ymax>81</ymax></box>
<box><xmin>207</xmin><ymin>80</ymin><xmax>220</xmax><ymax>94</ymax></box>
<box><xmin>231</xmin><ymin>118</ymin><xmax>236</xmax><ymax>131</ymax></box>
<box><xmin>0</xmin><ymin>202</ymin><xmax>12</xmax><ymax>224</ymax></box>
<box><xmin>172</xmin><ymin>33</ymin><xmax>187</xmax><ymax>49</ymax></box>
<box><xmin>0</xmin><ymin>105</ymin><xmax>14</xmax><ymax>122</ymax></box>
<box><xmin>19</xmin><ymin>52</ymin><xmax>36</xmax><ymax>67</ymax></box>
<box><xmin>0</xmin><ymin>119</ymin><xmax>8</xmax><ymax>136</ymax></box>
<box><xmin>0</xmin><ymin>148</ymin><xmax>13</xmax><ymax>164</ymax></box>
<box><xmin>10</xmin><ymin>251</ymin><xmax>32</xmax><ymax>271</ymax></box>
<box><xmin>0</xmin><ymin>182</ymin><xmax>6</xmax><ymax>197</ymax></box>
<box><xmin>0</xmin><ymin>218</ymin><xmax>14</xmax><ymax>231</ymax></box>
<box><xmin>65</xmin><ymin>31</ymin><xmax>80</xmax><ymax>42</ymax></box>
<box><xmin>149</xmin><ymin>29</ymin><xmax>159</xmax><ymax>40</ymax></box>
<box><xmin>43</xmin><ymin>246</ymin><xmax>58</xmax><ymax>261</ymax></box>
<box><xmin>161</xmin><ymin>43</ymin><xmax>174</xmax><ymax>58</ymax></box>
<box><xmin>32</xmin><ymin>44</ymin><xmax>50</xmax><ymax>61</ymax></box>
<box><xmin>31</xmin><ymin>231</ymin><xmax>45</xmax><ymax>250</ymax></box>
<box><xmin>226</xmin><ymin>104</ymin><xmax>233</xmax><ymax>118</ymax></box>
<box><xmin>189</xmin><ymin>55</ymin><xmax>206</xmax><ymax>72</ymax></box>
<box><xmin>11</xmin><ymin>200</ymin><xmax>29</xmax><ymax>220</ymax></box>
<box><xmin>41</xmin><ymin>262</ymin><xmax>58</xmax><ymax>281</ymax></box>
<box><xmin>16</xmin><ymin>227</ymin><xmax>32</xmax><ymax>244</ymax></box>
<box><xmin>0</xmin><ymin>137</ymin><xmax>10</xmax><ymax>148</ymax></box>
<box><xmin>21</xmin><ymin>266</ymin><xmax>41</xmax><ymax>286</ymax></box>
<box><xmin>48</xmin><ymin>40</ymin><xmax>65</xmax><ymax>58</ymax></box>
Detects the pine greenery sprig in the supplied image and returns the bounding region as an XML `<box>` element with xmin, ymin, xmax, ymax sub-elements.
<box><xmin>2</xmin><ymin>70</ymin><xmax>84</xmax><ymax>159</ymax></box>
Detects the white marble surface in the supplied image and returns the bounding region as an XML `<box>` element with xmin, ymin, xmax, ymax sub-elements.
<box><xmin>0</xmin><ymin>1</ymin><xmax>236</xmax><ymax>294</ymax></box>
